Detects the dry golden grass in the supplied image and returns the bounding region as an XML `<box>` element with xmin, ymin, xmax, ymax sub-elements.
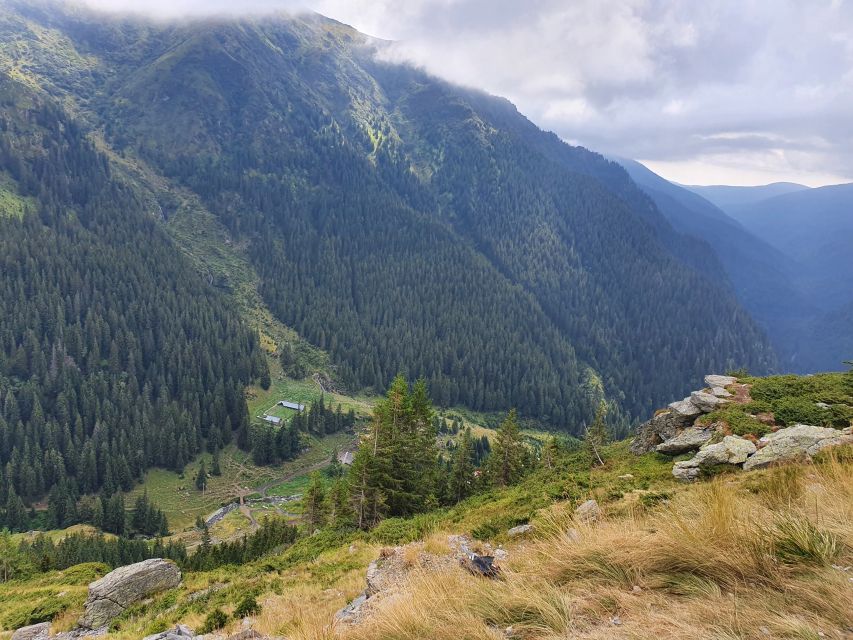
<box><xmin>330</xmin><ymin>452</ymin><xmax>853</xmax><ymax>640</ymax></box>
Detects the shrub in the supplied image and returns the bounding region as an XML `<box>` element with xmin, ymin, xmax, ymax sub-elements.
<box><xmin>771</xmin><ymin>517</ymin><xmax>839</xmax><ymax>565</ymax></box>
<box><xmin>234</xmin><ymin>594</ymin><xmax>261</xmax><ymax>619</ymax></box>
<box><xmin>201</xmin><ymin>609</ymin><xmax>228</xmax><ymax>633</ymax></box>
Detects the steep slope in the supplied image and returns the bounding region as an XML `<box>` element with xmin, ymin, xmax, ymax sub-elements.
<box><xmin>0</xmin><ymin>73</ymin><xmax>266</xmax><ymax>511</ymax></box>
<box><xmin>0</xmin><ymin>1</ymin><xmax>776</xmax><ymax>427</ymax></box>
<box><xmin>619</xmin><ymin>160</ymin><xmax>815</xmax><ymax>368</ymax></box>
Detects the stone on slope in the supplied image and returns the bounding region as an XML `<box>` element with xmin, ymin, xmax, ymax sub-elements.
<box><xmin>78</xmin><ymin>558</ymin><xmax>182</xmax><ymax>629</ymax></box>
<box><xmin>12</xmin><ymin>623</ymin><xmax>51</xmax><ymax>640</ymax></box>
<box><xmin>507</xmin><ymin>524</ymin><xmax>533</xmax><ymax>537</ymax></box>
<box><xmin>656</xmin><ymin>426</ymin><xmax>714</xmax><ymax>455</ymax></box>
<box><xmin>574</xmin><ymin>499</ymin><xmax>601</xmax><ymax>523</ymax></box>
<box><xmin>690</xmin><ymin>391</ymin><xmax>730</xmax><ymax>412</ymax></box>
<box><xmin>704</xmin><ymin>375</ymin><xmax>737</xmax><ymax>388</ymax></box>
<box><xmin>742</xmin><ymin>425</ymin><xmax>853</xmax><ymax>471</ymax></box>
<box><xmin>672</xmin><ymin>436</ymin><xmax>756</xmax><ymax>481</ymax></box>
<box><xmin>711</xmin><ymin>387</ymin><xmax>732</xmax><ymax>398</ymax></box>
<box><xmin>669</xmin><ymin>398</ymin><xmax>703</xmax><ymax>419</ymax></box>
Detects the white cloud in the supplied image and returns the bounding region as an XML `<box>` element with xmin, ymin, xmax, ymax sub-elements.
<box><xmin>80</xmin><ymin>0</ymin><xmax>853</xmax><ymax>185</ymax></box>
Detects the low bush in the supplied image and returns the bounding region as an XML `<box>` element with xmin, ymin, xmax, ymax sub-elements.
<box><xmin>201</xmin><ymin>609</ymin><xmax>228</xmax><ymax>633</ymax></box>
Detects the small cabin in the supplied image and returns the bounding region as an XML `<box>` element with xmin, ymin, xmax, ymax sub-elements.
<box><xmin>262</xmin><ymin>415</ymin><xmax>282</xmax><ymax>425</ymax></box>
<box><xmin>277</xmin><ymin>400</ymin><xmax>305</xmax><ymax>412</ymax></box>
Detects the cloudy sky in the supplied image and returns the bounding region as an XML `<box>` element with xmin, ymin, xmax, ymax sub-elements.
<box><xmin>83</xmin><ymin>0</ymin><xmax>853</xmax><ymax>186</ymax></box>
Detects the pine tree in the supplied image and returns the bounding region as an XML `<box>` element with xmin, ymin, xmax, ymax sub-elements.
<box><xmin>327</xmin><ymin>477</ymin><xmax>354</xmax><ymax>529</ymax></box>
<box><xmin>195</xmin><ymin>460</ymin><xmax>207</xmax><ymax>491</ymax></box>
<box><xmin>210</xmin><ymin>451</ymin><xmax>222</xmax><ymax>477</ymax></box>
<box><xmin>448</xmin><ymin>427</ymin><xmax>475</xmax><ymax>503</ymax></box>
<box><xmin>303</xmin><ymin>472</ymin><xmax>327</xmax><ymax>531</ymax></box>
<box><xmin>541</xmin><ymin>436</ymin><xmax>560</xmax><ymax>471</ymax></box>
<box><xmin>584</xmin><ymin>402</ymin><xmax>610</xmax><ymax>467</ymax></box>
<box><xmin>489</xmin><ymin>409</ymin><xmax>524</xmax><ymax>487</ymax></box>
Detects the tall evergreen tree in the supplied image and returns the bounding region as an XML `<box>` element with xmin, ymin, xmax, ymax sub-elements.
<box><xmin>489</xmin><ymin>409</ymin><xmax>524</xmax><ymax>487</ymax></box>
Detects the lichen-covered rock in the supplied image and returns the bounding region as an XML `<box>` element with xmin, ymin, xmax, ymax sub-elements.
<box><xmin>710</xmin><ymin>386</ymin><xmax>732</xmax><ymax>398</ymax></box>
<box><xmin>78</xmin><ymin>559</ymin><xmax>182</xmax><ymax>629</ymax></box>
<box><xmin>574</xmin><ymin>499</ymin><xmax>601</xmax><ymax>523</ymax></box>
<box><xmin>656</xmin><ymin>425</ymin><xmax>715</xmax><ymax>454</ymax></box>
<box><xmin>672</xmin><ymin>436</ymin><xmax>756</xmax><ymax>481</ymax></box>
<box><xmin>704</xmin><ymin>375</ymin><xmax>737</xmax><ymax>388</ymax></box>
<box><xmin>742</xmin><ymin>425</ymin><xmax>853</xmax><ymax>471</ymax></box>
<box><xmin>12</xmin><ymin>622</ymin><xmax>51</xmax><ymax>640</ymax></box>
<box><xmin>690</xmin><ymin>391</ymin><xmax>730</xmax><ymax>412</ymax></box>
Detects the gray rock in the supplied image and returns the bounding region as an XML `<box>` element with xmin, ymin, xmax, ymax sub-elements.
<box><xmin>711</xmin><ymin>386</ymin><xmax>733</xmax><ymax>398</ymax></box>
<box><xmin>335</xmin><ymin>594</ymin><xmax>367</xmax><ymax>623</ymax></box>
<box><xmin>690</xmin><ymin>391</ymin><xmax>730</xmax><ymax>412</ymax></box>
<box><xmin>143</xmin><ymin>626</ymin><xmax>196</xmax><ymax>640</ymax></box>
<box><xmin>704</xmin><ymin>375</ymin><xmax>737</xmax><ymax>388</ymax></box>
<box><xmin>574</xmin><ymin>499</ymin><xmax>601</xmax><ymax>523</ymax></box>
<box><xmin>12</xmin><ymin>622</ymin><xmax>51</xmax><ymax>640</ymax></box>
<box><xmin>78</xmin><ymin>558</ymin><xmax>182</xmax><ymax>629</ymax></box>
<box><xmin>672</xmin><ymin>436</ymin><xmax>756</xmax><ymax>481</ymax></box>
<box><xmin>507</xmin><ymin>524</ymin><xmax>533</xmax><ymax>537</ymax></box>
<box><xmin>668</xmin><ymin>398</ymin><xmax>703</xmax><ymax>419</ymax></box>
<box><xmin>631</xmin><ymin>406</ymin><xmax>698</xmax><ymax>454</ymax></box>
<box><xmin>54</xmin><ymin>628</ymin><xmax>107</xmax><ymax>640</ymax></box>
<box><xmin>742</xmin><ymin>424</ymin><xmax>853</xmax><ymax>471</ymax></box>
<box><xmin>656</xmin><ymin>426</ymin><xmax>714</xmax><ymax>454</ymax></box>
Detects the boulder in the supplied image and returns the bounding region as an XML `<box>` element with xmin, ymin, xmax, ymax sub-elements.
<box><xmin>507</xmin><ymin>524</ymin><xmax>533</xmax><ymax>537</ymax></box>
<box><xmin>142</xmin><ymin>625</ymin><xmax>195</xmax><ymax>640</ymax></box>
<box><xmin>672</xmin><ymin>436</ymin><xmax>756</xmax><ymax>481</ymax></box>
<box><xmin>711</xmin><ymin>386</ymin><xmax>732</xmax><ymax>398</ymax></box>
<box><xmin>656</xmin><ymin>426</ymin><xmax>714</xmax><ymax>454</ymax></box>
<box><xmin>690</xmin><ymin>391</ymin><xmax>730</xmax><ymax>412</ymax></box>
<box><xmin>574</xmin><ymin>499</ymin><xmax>601</xmax><ymax>523</ymax></box>
<box><xmin>704</xmin><ymin>375</ymin><xmax>737</xmax><ymax>388</ymax></box>
<box><xmin>631</xmin><ymin>406</ymin><xmax>698</xmax><ymax>454</ymax></box>
<box><xmin>742</xmin><ymin>425</ymin><xmax>853</xmax><ymax>471</ymax></box>
<box><xmin>12</xmin><ymin>623</ymin><xmax>51</xmax><ymax>640</ymax></box>
<box><xmin>78</xmin><ymin>559</ymin><xmax>182</xmax><ymax>629</ymax></box>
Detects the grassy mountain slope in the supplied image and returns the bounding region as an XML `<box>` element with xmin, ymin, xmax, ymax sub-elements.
<box><xmin>0</xmin><ymin>1</ymin><xmax>775</xmax><ymax>427</ymax></box>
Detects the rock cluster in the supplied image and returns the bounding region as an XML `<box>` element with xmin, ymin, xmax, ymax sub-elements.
<box><xmin>79</xmin><ymin>558</ymin><xmax>182</xmax><ymax>629</ymax></box>
<box><xmin>634</xmin><ymin>374</ymin><xmax>853</xmax><ymax>481</ymax></box>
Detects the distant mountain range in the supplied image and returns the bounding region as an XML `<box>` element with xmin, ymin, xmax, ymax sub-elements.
<box><xmin>619</xmin><ymin>161</ymin><xmax>852</xmax><ymax>372</ymax></box>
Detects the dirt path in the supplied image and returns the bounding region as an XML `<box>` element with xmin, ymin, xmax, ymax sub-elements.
<box><xmin>239</xmin><ymin>504</ymin><xmax>258</xmax><ymax>530</ymax></box>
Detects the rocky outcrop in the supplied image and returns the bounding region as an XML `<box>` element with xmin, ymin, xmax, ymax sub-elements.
<box><xmin>673</xmin><ymin>436</ymin><xmax>756</xmax><ymax>481</ymax></box>
<box><xmin>142</xmin><ymin>625</ymin><xmax>194</xmax><ymax>640</ymax></box>
<box><xmin>78</xmin><ymin>559</ymin><xmax>182</xmax><ymax>629</ymax></box>
<box><xmin>704</xmin><ymin>375</ymin><xmax>737</xmax><ymax>388</ymax></box>
<box><xmin>12</xmin><ymin>623</ymin><xmax>51</xmax><ymax>640</ymax></box>
<box><xmin>655</xmin><ymin>425</ymin><xmax>714</xmax><ymax>454</ymax></box>
<box><xmin>507</xmin><ymin>524</ymin><xmax>533</xmax><ymax>537</ymax></box>
<box><xmin>742</xmin><ymin>425</ymin><xmax>853</xmax><ymax>471</ymax></box>
<box><xmin>630</xmin><ymin>406</ymin><xmax>697</xmax><ymax>454</ymax></box>
<box><xmin>689</xmin><ymin>390</ymin><xmax>730</xmax><ymax>412</ymax></box>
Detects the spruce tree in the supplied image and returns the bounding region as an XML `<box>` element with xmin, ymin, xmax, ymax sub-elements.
<box><xmin>211</xmin><ymin>451</ymin><xmax>222</xmax><ymax>477</ymax></box>
<box><xmin>303</xmin><ymin>472</ymin><xmax>327</xmax><ymax>531</ymax></box>
<box><xmin>195</xmin><ymin>460</ymin><xmax>207</xmax><ymax>491</ymax></box>
<box><xmin>490</xmin><ymin>409</ymin><xmax>524</xmax><ymax>487</ymax></box>
<box><xmin>448</xmin><ymin>427</ymin><xmax>475</xmax><ymax>503</ymax></box>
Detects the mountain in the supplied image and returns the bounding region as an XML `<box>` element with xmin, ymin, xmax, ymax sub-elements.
<box><xmin>618</xmin><ymin>160</ymin><xmax>816</xmax><ymax>368</ymax></box>
<box><xmin>687</xmin><ymin>182</ymin><xmax>810</xmax><ymax>212</ymax></box>
<box><xmin>0</xmin><ymin>0</ymin><xmax>775</xmax><ymax>442</ymax></box>
<box><xmin>639</xmin><ymin>165</ymin><xmax>852</xmax><ymax>372</ymax></box>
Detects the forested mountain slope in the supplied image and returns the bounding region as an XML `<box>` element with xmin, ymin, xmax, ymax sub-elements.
<box><xmin>618</xmin><ymin>160</ymin><xmax>818</xmax><ymax>370</ymax></box>
<box><xmin>686</xmin><ymin>179</ymin><xmax>853</xmax><ymax>372</ymax></box>
<box><xmin>0</xmin><ymin>1</ymin><xmax>775</xmax><ymax>429</ymax></box>
<box><xmin>0</xmin><ymin>74</ymin><xmax>267</xmax><ymax>509</ymax></box>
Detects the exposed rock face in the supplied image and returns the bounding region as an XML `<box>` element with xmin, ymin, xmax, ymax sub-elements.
<box><xmin>656</xmin><ymin>425</ymin><xmax>714</xmax><ymax>454</ymax></box>
<box><xmin>673</xmin><ymin>436</ymin><xmax>756</xmax><ymax>481</ymax></box>
<box><xmin>12</xmin><ymin>622</ymin><xmax>51</xmax><ymax>640</ymax></box>
<box><xmin>742</xmin><ymin>425</ymin><xmax>853</xmax><ymax>471</ymax></box>
<box><xmin>705</xmin><ymin>375</ymin><xmax>737</xmax><ymax>388</ymax></box>
<box><xmin>574</xmin><ymin>499</ymin><xmax>601</xmax><ymax>523</ymax></box>
<box><xmin>631</xmin><ymin>407</ymin><xmax>696</xmax><ymax>454</ymax></box>
<box><xmin>78</xmin><ymin>559</ymin><xmax>182</xmax><ymax>629</ymax></box>
<box><xmin>690</xmin><ymin>390</ymin><xmax>730</xmax><ymax>412</ymax></box>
